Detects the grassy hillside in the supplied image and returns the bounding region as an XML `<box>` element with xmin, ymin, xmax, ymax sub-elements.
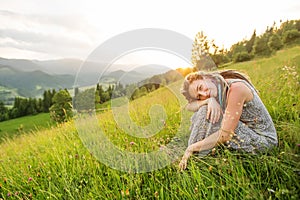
<box><xmin>0</xmin><ymin>113</ymin><xmax>53</xmax><ymax>141</ymax></box>
<box><xmin>0</xmin><ymin>46</ymin><xmax>299</xmax><ymax>199</ymax></box>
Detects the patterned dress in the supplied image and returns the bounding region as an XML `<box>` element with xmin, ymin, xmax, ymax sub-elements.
<box><xmin>188</xmin><ymin>79</ymin><xmax>278</xmax><ymax>155</ymax></box>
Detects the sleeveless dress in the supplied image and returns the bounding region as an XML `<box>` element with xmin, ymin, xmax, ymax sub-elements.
<box><xmin>188</xmin><ymin>79</ymin><xmax>278</xmax><ymax>155</ymax></box>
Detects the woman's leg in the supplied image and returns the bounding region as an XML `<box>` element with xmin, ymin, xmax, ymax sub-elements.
<box><xmin>189</xmin><ymin>106</ymin><xmax>275</xmax><ymax>154</ymax></box>
<box><xmin>229</xmin><ymin>121</ymin><xmax>276</xmax><ymax>153</ymax></box>
<box><xmin>188</xmin><ymin>106</ymin><xmax>222</xmax><ymax>156</ymax></box>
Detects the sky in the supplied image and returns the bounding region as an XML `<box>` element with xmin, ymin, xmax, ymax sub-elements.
<box><xmin>0</xmin><ymin>0</ymin><xmax>299</xmax><ymax>68</ymax></box>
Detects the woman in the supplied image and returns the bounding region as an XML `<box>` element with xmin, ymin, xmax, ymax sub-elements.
<box><xmin>179</xmin><ymin>70</ymin><xmax>278</xmax><ymax>170</ymax></box>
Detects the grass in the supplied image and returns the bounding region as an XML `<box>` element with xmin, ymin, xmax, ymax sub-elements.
<box><xmin>0</xmin><ymin>46</ymin><xmax>299</xmax><ymax>199</ymax></box>
<box><xmin>0</xmin><ymin>113</ymin><xmax>54</xmax><ymax>142</ymax></box>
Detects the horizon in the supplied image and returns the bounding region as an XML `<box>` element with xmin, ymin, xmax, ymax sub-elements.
<box><xmin>0</xmin><ymin>0</ymin><xmax>299</xmax><ymax>65</ymax></box>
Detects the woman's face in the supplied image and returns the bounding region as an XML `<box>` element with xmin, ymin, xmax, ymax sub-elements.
<box><xmin>188</xmin><ymin>78</ymin><xmax>217</xmax><ymax>100</ymax></box>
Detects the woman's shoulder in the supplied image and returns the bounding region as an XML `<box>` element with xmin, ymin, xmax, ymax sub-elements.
<box><xmin>226</xmin><ymin>79</ymin><xmax>253</xmax><ymax>102</ymax></box>
<box><xmin>225</xmin><ymin>78</ymin><xmax>244</xmax><ymax>84</ymax></box>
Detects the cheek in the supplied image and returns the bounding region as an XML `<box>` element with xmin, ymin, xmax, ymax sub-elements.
<box><xmin>188</xmin><ymin>87</ymin><xmax>196</xmax><ymax>99</ymax></box>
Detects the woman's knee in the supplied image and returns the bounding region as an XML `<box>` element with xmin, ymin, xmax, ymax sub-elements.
<box><xmin>194</xmin><ymin>105</ymin><xmax>208</xmax><ymax>119</ymax></box>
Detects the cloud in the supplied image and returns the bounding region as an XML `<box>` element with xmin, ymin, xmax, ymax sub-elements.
<box><xmin>0</xmin><ymin>10</ymin><xmax>98</xmax><ymax>59</ymax></box>
<box><xmin>0</xmin><ymin>10</ymin><xmax>96</xmax><ymax>34</ymax></box>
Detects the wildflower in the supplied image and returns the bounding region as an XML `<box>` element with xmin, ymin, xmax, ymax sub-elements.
<box><xmin>7</xmin><ymin>192</ymin><xmax>11</xmax><ymax>197</ymax></box>
<box><xmin>28</xmin><ymin>177</ymin><xmax>33</xmax><ymax>182</ymax></box>
<box><xmin>154</xmin><ymin>191</ymin><xmax>159</xmax><ymax>198</ymax></box>
<box><xmin>159</xmin><ymin>145</ymin><xmax>165</xmax><ymax>151</ymax></box>
<box><xmin>3</xmin><ymin>178</ymin><xmax>7</xmax><ymax>183</ymax></box>
<box><xmin>208</xmin><ymin>166</ymin><xmax>213</xmax><ymax>172</ymax></box>
<box><xmin>211</xmin><ymin>148</ymin><xmax>216</xmax><ymax>155</ymax></box>
<box><xmin>267</xmin><ymin>188</ymin><xmax>275</xmax><ymax>193</ymax></box>
<box><xmin>194</xmin><ymin>187</ymin><xmax>198</xmax><ymax>193</ymax></box>
<box><xmin>125</xmin><ymin>189</ymin><xmax>129</xmax><ymax>196</ymax></box>
<box><xmin>130</xmin><ymin>141</ymin><xmax>135</xmax><ymax>145</ymax></box>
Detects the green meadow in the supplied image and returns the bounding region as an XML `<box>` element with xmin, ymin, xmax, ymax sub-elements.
<box><xmin>0</xmin><ymin>113</ymin><xmax>53</xmax><ymax>141</ymax></box>
<box><xmin>0</xmin><ymin>46</ymin><xmax>299</xmax><ymax>199</ymax></box>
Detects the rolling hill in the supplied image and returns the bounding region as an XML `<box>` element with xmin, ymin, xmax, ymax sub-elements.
<box><xmin>0</xmin><ymin>58</ymin><xmax>172</xmax><ymax>103</ymax></box>
<box><xmin>0</xmin><ymin>64</ymin><xmax>75</xmax><ymax>98</ymax></box>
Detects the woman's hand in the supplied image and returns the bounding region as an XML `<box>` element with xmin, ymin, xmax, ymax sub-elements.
<box><xmin>207</xmin><ymin>97</ymin><xmax>222</xmax><ymax>124</ymax></box>
<box><xmin>179</xmin><ymin>147</ymin><xmax>193</xmax><ymax>170</ymax></box>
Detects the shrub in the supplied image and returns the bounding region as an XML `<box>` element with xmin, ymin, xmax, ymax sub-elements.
<box><xmin>233</xmin><ymin>51</ymin><xmax>252</xmax><ymax>63</ymax></box>
<box><xmin>283</xmin><ymin>29</ymin><xmax>300</xmax><ymax>44</ymax></box>
<box><xmin>268</xmin><ymin>34</ymin><xmax>283</xmax><ymax>51</ymax></box>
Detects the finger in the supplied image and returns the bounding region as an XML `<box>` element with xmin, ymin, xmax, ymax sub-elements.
<box><xmin>180</xmin><ymin>161</ymin><xmax>186</xmax><ymax>171</ymax></box>
<box><xmin>215</xmin><ymin>111</ymin><xmax>219</xmax><ymax>123</ymax></box>
<box><xmin>179</xmin><ymin>159</ymin><xmax>187</xmax><ymax>170</ymax></box>
<box><xmin>211</xmin><ymin>110</ymin><xmax>215</xmax><ymax>123</ymax></box>
<box><xmin>210</xmin><ymin>109</ymin><xmax>214</xmax><ymax>123</ymax></box>
<box><xmin>214</xmin><ymin>108</ymin><xmax>221</xmax><ymax>123</ymax></box>
<box><xmin>214</xmin><ymin>109</ymin><xmax>219</xmax><ymax>123</ymax></box>
<box><xmin>207</xmin><ymin>107</ymin><xmax>211</xmax><ymax>120</ymax></box>
<box><xmin>179</xmin><ymin>162</ymin><xmax>183</xmax><ymax>171</ymax></box>
<box><xmin>217</xmin><ymin>109</ymin><xmax>221</xmax><ymax>122</ymax></box>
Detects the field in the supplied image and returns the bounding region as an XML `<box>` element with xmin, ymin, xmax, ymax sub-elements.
<box><xmin>0</xmin><ymin>113</ymin><xmax>53</xmax><ymax>141</ymax></box>
<box><xmin>0</xmin><ymin>46</ymin><xmax>299</xmax><ymax>199</ymax></box>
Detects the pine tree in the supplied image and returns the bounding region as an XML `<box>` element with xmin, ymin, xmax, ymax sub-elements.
<box><xmin>246</xmin><ymin>30</ymin><xmax>256</xmax><ymax>53</ymax></box>
<box><xmin>191</xmin><ymin>31</ymin><xmax>217</xmax><ymax>71</ymax></box>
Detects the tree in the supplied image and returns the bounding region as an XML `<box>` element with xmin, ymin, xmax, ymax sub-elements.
<box><xmin>230</xmin><ymin>41</ymin><xmax>247</xmax><ymax>55</ymax></box>
<box><xmin>282</xmin><ymin>29</ymin><xmax>300</xmax><ymax>44</ymax></box>
<box><xmin>268</xmin><ymin>34</ymin><xmax>283</xmax><ymax>51</ymax></box>
<box><xmin>49</xmin><ymin>90</ymin><xmax>73</xmax><ymax>123</ymax></box>
<box><xmin>43</xmin><ymin>89</ymin><xmax>56</xmax><ymax>112</ymax></box>
<box><xmin>0</xmin><ymin>101</ymin><xmax>8</xmax><ymax>121</ymax></box>
<box><xmin>96</xmin><ymin>84</ymin><xmax>106</xmax><ymax>103</ymax></box>
<box><xmin>245</xmin><ymin>30</ymin><xmax>256</xmax><ymax>53</ymax></box>
<box><xmin>191</xmin><ymin>31</ymin><xmax>217</xmax><ymax>71</ymax></box>
<box><xmin>233</xmin><ymin>52</ymin><xmax>252</xmax><ymax>63</ymax></box>
<box><xmin>253</xmin><ymin>35</ymin><xmax>272</xmax><ymax>57</ymax></box>
<box><xmin>73</xmin><ymin>88</ymin><xmax>96</xmax><ymax>111</ymax></box>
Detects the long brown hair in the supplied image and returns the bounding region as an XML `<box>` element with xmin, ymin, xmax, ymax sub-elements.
<box><xmin>181</xmin><ymin>69</ymin><xmax>254</xmax><ymax>102</ymax></box>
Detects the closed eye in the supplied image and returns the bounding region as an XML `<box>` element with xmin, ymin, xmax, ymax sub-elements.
<box><xmin>197</xmin><ymin>84</ymin><xmax>202</xmax><ymax>91</ymax></box>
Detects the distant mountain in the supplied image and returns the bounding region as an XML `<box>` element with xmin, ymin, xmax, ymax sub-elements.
<box><xmin>34</xmin><ymin>58</ymin><xmax>83</xmax><ymax>75</ymax></box>
<box><xmin>133</xmin><ymin>64</ymin><xmax>172</xmax><ymax>77</ymax></box>
<box><xmin>0</xmin><ymin>64</ymin><xmax>74</xmax><ymax>97</ymax></box>
<box><xmin>100</xmin><ymin>64</ymin><xmax>171</xmax><ymax>85</ymax></box>
<box><xmin>0</xmin><ymin>57</ymin><xmax>42</xmax><ymax>72</ymax></box>
<box><xmin>101</xmin><ymin>70</ymin><xmax>144</xmax><ymax>85</ymax></box>
<box><xmin>0</xmin><ymin>57</ymin><xmax>174</xmax><ymax>101</ymax></box>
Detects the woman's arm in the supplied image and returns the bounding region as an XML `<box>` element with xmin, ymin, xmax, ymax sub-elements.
<box><xmin>185</xmin><ymin>99</ymin><xmax>209</xmax><ymax>112</ymax></box>
<box><xmin>179</xmin><ymin>83</ymin><xmax>251</xmax><ymax>170</ymax></box>
<box><xmin>186</xmin><ymin>97</ymin><xmax>223</xmax><ymax>124</ymax></box>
